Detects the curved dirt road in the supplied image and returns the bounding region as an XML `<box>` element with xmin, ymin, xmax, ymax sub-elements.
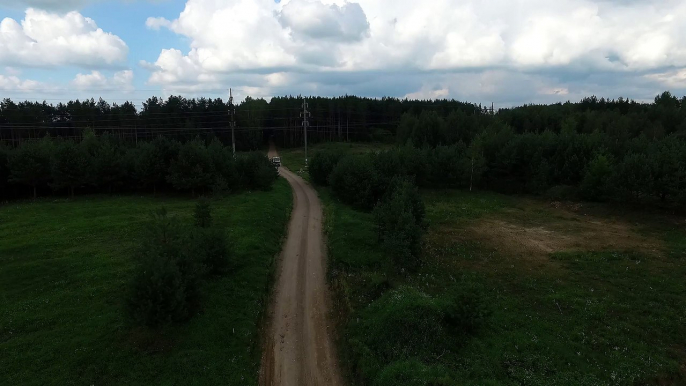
<box><xmin>260</xmin><ymin>145</ymin><xmax>343</xmax><ymax>386</ymax></box>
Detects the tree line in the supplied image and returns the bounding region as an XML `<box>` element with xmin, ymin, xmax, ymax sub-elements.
<box><xmin>0</xmin><ymin>95</ymin><xmax>480</xmax><ymax>149</ymax></box>
<box><xmin>394</xmin><ymin>92</ymin><xmax>686</xmax><ymax>209</ymax></box>
<box><xmin>0</xmin><ymin>132</ymin><xmax>278</xmax><ymax>200</ymax></box>
<box><xmin>3</xmin><ymin>91</ymin><xmax>685</xmax><ymax>206</ymax></box>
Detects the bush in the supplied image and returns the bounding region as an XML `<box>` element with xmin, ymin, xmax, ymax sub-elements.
<box><xmin>193</xmin><ymin>197</ymin><xmax>212</xmax><ymax>228</ymax></box>
<box><xmin>309</xmin><ymin>150</ymin><xmax>343</xmax><ymax>186</ymax></box>
<box><xmin>167</xmin><ymin>139</ymin><xmax>213</xmax><ymax>194</ymax></box>
<box><xmin>439</xmin><ymin>281</ymin><xmax>491</xmax><ymax>334</ymax></box>
<box><xmin>375</xmin><ymin>360</ymin><xmax>454</xmax><ymax>386</ymax></box>
<box><xmin>580</xmin><ymin>154</ymin><xmax>613</xmax><ymax>201</ymax></box>
<box><xmin>207</xmin><ymin>138</ymin><xmax>239</xmax><ymax>191</ymax></box>
<box><xmin>8</xmin><ymin>137</ymin><xmax>53</xmax><ymax>198</ymax></box>
<box><xmin>424</xmin><ymin>144</ymin><xmax>470</xmax><ymax>188</ymax></box>
<box><xmin>0</xmin><ymin>145</ymin><xmax>9</xmax><ymax>197</ymax></box>
<box><xmin>133</xmin><ymin>141</ymin><xmax>168</xmax><ymax>194</ymax></box>
<box><xmin>236</xmin><ymin>152</ymin><xmax>278</xmax><ymax>191</ymax></box>
<box><xmin>191</xmin><ymin>227</ymin><xmax>231</xmax><ymax>275</ymax></box>
<box><xmin>91</xmin><ymin>135</ymin><xmax>128</xmax><ymax>193</ymax></box>
<box><xmin>329</xmin><ymin>155</ymin><xmax>383</xmax><ymax>210</ymax></box>
<box><xmin>211</xmin><ymin>175</ymin><xmax>230</xmax><ymax>196</ymax></box>
<box><xmin>373</xmin><ymin>179</ymin><xmax>426</xmax><ymax>269</ymax></box>
<box><xmin>347</xmin><ymin>285</ymin><xmax>489</xmax><ymax>385</ymax></box>
<box><xmin>51</xmin><ymin>140</ymin><xmax>88</xmax><ymax>197</ymax></box>
<box><xmin>127</xmin><ymin>209</ymin><xmax>203</xmax><ymax>327</ymax></box>
<box><xmin>348</xmin><ymin>287</ymin><xmax>448</xmax><ymax>380</ymax></box>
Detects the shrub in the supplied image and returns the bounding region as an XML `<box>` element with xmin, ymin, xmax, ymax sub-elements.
<box><xmin>375</xmin><ymin>360</ymin><xmax>454</xmax><ymax>386</ymax></box>
<box><xmin>580</xmin><ymin>154</ymin><xmax>613</xmax><ymax>201</ymax></box>
<box><xmin>207</xmin><ymin>138</ymin><xmax>239</xmax><ymax>191</ymax></box>
<box><xmin>91</xmin><ymin>135</ymin><xmax>128</xmax><ymax>193</ymax></box>
<box><xmin>329</xmin><ymin>155</ymin><xmax>383</xmax><ymax>210</ymax></box>
<box><xmin>373</xmin><ymin>179</ymin><xmax>426</xmax><ymax>268</ymax></box>
<box><xmin>439</xmin><ymin>281</ymin><xmax>491</xmax><ymax>334</ymax></box>
<box><xmin>348</xmin><ymin>285</ymin><xmax>489</xmax><ymax>385</ymax></box>
<box><xmin>309</xmin><ymin>150</ymin><xmax>343</xmax><ymax>186</ymax></box>
<box><xmin>193</xmin><ymin>197</ymin><xmax>212</xmax><ymax>228</ymax></box>
<box><xmin>424</xmin><ymin>145</ymin><xmax>469</xmax><ymax>188</ymax></box>
<box><xmin>0</xmin><ymin>145</ymin><xmax>8</xmax><ymax>198</ymax></box>
<box><xmin>236</xmin><ymin>152</ymin><xmax>278</xmax><ymax>191</ymax></box>
<box><xmin>191</xmin><ymin>198</ymin><xmax>231</xmax><ymax>275</ymax></box>
<box><xmin>8</xmin><ymin>137</ymin><xmax>53</xmax><ymax>199</ymax></box>
<box><xmin>191</xmin><ymin>227</ymin><xmax>231</xmax><ymax>275</ymax></box>
<box><xmin>51</xmin><ymin>140</ymin><xmax>88</xmax><ymax>197</ymax></box>
<box><xmin>133</xmin><ymin>141</ymin><xmax>168</xmax><ymax>194</ymax></box>
<box><xmin>211</xmin><ymin>175</ymin><xmax>230</xmax><ymax>196</ymax></box>
<box><xmin>167</xmin><ymin>139</ymin><xmax>213</xmax><ymax>194</ymax></box>
<box><xmin>127</xmin><ymin>209</ymin><xmax>203</xmax><ymax>327</ymax></box>
<box><xmin>347</xmin><ymin>287</ymin><xmax>453</xmax><ymax>380</ymax></box>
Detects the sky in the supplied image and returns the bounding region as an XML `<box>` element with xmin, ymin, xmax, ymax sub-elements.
<box><xmin>1</xmin><ymin>0</ymin><xmax>686</xmax><ymax>107</ymax></box>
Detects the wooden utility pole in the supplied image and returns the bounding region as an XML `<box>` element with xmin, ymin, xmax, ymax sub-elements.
<box><xmin>229</xmin><ymin>88</ymin><xmax>236</xmax><ymax>156</ymax></box>
<box><xmin>301</xmin><ymin>98</ymin><xmax>310</xmax><ymax>165</ymax></box>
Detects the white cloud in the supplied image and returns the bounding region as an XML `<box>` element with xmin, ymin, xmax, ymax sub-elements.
<box><xmin>0</xmin><ymin>0</ymin><xmax>171</xmax><ymax>11</ymax></box>
<box><xmin>0</xmin><ymin>75</ymin><xmax>42</xmax><ymax>91</ymax></box>
<box><xmin>72</xmin><ymin>70</ymin><xmax>134</xmax><ymax>91</ymax></box>
<box><xmin>0</xmin><ymin>74</ymin><xmax>51</xmax><ymax>92</ymax></box>
<box><xmin>0</xmin><ymin>0</ymin><xmax>94</xmax><ymax>11</ymax></box>
<box><xmin>0</xmin><ymin>8</ymin><xmax>128</xmax><ymax>68</ymax></box>
<box><xmin>278</xmin><ymin>0</ymin><xmax>369</xmax><ymax>42</ymax></box>
<box><xmin>404</xmin><ymin>86</ymin><xmax>450</xmax><ymax>100</ymax></box>
<box><xmin>540</xmin><ymin>87</ymin><xmax>570</xmax><ymax>96</ymax></box>
<box><xmin>145</xmin><ymin>0</ymin><xmax>686</xmax><ymax>93</ymax></box>
<box><xmin>145</xmin><ymin>17</ymin><xmax>172</xmax><ymax>31</ymax></box>
<box><xmin>646</xmin><ymin>68</ymin><xmax>686</xmax><ymax>88</ymax></box>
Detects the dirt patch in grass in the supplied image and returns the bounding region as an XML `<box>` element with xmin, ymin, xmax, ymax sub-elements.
<box><xmin>469</xmin><ymin>207</ymin><xmax>664</xmax><ymax>261</ymax></box>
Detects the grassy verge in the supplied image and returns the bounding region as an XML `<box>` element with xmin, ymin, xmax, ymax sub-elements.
<box><xmin>324</xmin><ymin>187</ymin><xmax>686</xmax><ymax>385</ymax></box>
<box><xmin>0</xmin><ymin>179</ymin><xmax>292</xmax><ymax>385</ymax></box>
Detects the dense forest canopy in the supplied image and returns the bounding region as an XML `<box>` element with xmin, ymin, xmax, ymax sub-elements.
<box><xmin>2</xmin><ymin>92</ymin><xmax>685</xmax><ymax>148</ymax></box>
<box><xmin>0</xmin><ymin>95</ymin><xmax>481</xmax><ymax>149</ymax></box>
<box><xmin>1</xmin><ymin>91</ymin><xmax>685</xmax><ymax>207</ymax></box>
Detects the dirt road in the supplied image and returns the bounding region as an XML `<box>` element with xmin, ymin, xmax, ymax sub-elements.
<box><xmin>260</xmin><ymin>145</ymin><xmax>343</xmax><ymax>386</ymax></box>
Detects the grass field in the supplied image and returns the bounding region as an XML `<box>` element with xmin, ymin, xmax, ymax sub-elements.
<box><xmin>0</xmin><ymin>179</ymin><xmax>292</xmax><ymax>385</ymax></box>
<box><xmin>324</xmin><ymin>187</ymin><xmax>686</xmax><ymax>385</ymax></box>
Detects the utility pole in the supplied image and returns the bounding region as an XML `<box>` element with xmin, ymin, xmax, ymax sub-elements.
<box><xmin>229</xmin><ymin>88</ymin><xmax>236</xmax><ymax>156</ymax></box>
<box><xmin>301</xmin><ymin>98</ymin><xmax>310</xmax><ymax>166</ymax></box>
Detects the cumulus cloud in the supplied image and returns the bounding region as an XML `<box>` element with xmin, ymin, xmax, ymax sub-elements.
<box><xmin>646</xmin><ymin>69</ymin><xmax>686</xmax><ymax>89</ymax></box>
<box><xmin>0</xmin><ymin>0</ymin><xmax>94</xmax><ymax>11</ymax></box>
<box><xmin>278</xmin><ymin>0</ymin><xmax>369</xmax><ymax>42</ymax></box>
<box><xmin>0</xmin><ymin>75</ymin><xmax>47</xmax><ymax>92</ymax></box>
<box><xmin>72</xmin><ymin>70</ymin><xmax>134</xmax><ymax>91</ymax></box>
<box><xmin>404</xmin><ymin>86</ymin><xmax>450</xmax><ymax>101</ymax></box>
<box><xmin>145</xmin><ymin>17</ymin><xmax>172</xmax><ymax>31</ymax></box>
<box><xmin>0</xmin><ymin>8</ymin><xmax>128</xmax><ymax>68</ymax></box>
<box><xmin>0</xmin><ymin>0</ymin><xmax>171</xmax><ymax>11</ymax></box>
<box><xmin>134</xmin><ymin>0</ymin><xmax>686</xmax><ymax>104</ymax></box>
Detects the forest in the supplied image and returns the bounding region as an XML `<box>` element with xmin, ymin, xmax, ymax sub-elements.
<box><xmin>1</xmin><ymin>92</ymin><xmax>685</xmax><ymax>208</ymax></box>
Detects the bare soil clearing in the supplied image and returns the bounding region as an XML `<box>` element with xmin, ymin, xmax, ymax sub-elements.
<box><xmin>463</xmin><ymin>200</ymin><xmax>664</xmax><ymax>262</ymax></box>
<box><xmin>260</xmin><ymin>145</ymin><xmax>343</xmax><ymax>386</ymax></box>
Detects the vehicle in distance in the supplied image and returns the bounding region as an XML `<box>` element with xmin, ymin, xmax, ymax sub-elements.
<box><xmin>272</xmin><ymin>157</ymin><xmax>281</xmax><ymax>167</ymax></box>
